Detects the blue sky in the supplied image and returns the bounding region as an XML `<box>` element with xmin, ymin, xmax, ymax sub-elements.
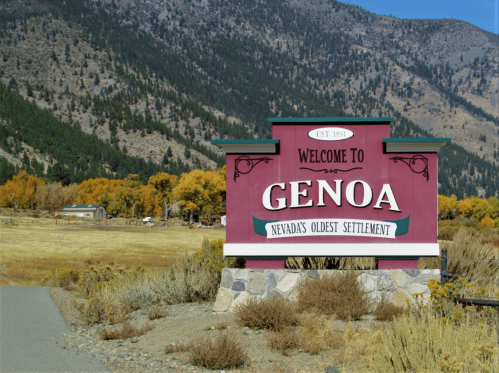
<box><xmin>342</xmin><ymin>0</ymin><xmax>498</xmax><ymax>34</ymax></box>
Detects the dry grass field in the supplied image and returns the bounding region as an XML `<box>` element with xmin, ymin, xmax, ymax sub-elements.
<box><xmin>0</xmin><ymin>215</ymin><xmax>226</xmax><ymax>285</ymax></box>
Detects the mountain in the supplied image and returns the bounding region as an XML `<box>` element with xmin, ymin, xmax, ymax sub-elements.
<box><xmin>0</xmin><ymin>0</ymin><xmax>497</xmax><ymax>196</ymax></box>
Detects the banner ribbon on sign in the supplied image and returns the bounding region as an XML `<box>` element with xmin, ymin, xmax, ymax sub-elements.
<box><xmin>253</xmin><ymin>215</ymin><xmax>410</xmax><ymax>238</ymax></box>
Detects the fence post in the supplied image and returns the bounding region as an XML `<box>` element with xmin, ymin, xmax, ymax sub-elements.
<box><xmin>441</xmin><ymin>248</ymin><xmax>447</xmax><ymax>286</ymax></box>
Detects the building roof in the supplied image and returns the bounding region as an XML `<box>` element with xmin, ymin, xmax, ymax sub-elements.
<box><xmin>61</xmin><ymin>204</ymin><xmax>103</xmax><ymax>212</ymax></box>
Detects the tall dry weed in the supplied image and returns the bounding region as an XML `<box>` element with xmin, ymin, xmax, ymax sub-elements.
<box><xmin>446</xmin><ymin>228</ymin><xmax>499</xmax><ymax>284</ymax></box>
<box><xmin>286</xmin><ymin>257</ymin><xmax>376</xmax><ymax>269</ymax></box>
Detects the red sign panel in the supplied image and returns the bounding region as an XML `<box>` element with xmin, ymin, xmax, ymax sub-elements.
<box><xmin>214</xmin><ymin>118</ymin><xmax>450</xmax><ymax>257</ymax></box>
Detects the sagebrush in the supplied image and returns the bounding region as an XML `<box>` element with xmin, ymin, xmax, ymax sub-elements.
<box><xmin>234</xmin><ymin>296</ymin><xmax>298</xmax><ymax>332</ymax></box>
<box><xmin>190</xmin><ymin>331</ymin><xmax>247</xmax><ymax>370</ymax></box>
<box><xmin>297</xmin><ymin>271</ymin><xmax>370</xmax><ymax>321</ymax></box>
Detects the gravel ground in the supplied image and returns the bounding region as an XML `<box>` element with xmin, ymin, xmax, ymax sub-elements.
<box><xmin>49</xmin><ymin>287</ymin><xmax>384</xmax><ymax>373</ymax></box>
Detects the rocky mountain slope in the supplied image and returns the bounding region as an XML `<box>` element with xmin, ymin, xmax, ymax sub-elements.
<box><xmin>0</xmin><ymin>0</ymin><xmax>497</xmax><ymax>196</ymax></box>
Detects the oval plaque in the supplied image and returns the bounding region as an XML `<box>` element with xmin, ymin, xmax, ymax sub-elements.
<box><xmin>308</xmin><ymin>127</ymin><xmax>354</xmax><ymax>141</ymax></box>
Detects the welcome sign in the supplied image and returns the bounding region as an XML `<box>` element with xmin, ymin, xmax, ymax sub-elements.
<box><xmin>213</xmin><ymin>118</ymin><xmax>450</xmax><ymax>266</ymax></box>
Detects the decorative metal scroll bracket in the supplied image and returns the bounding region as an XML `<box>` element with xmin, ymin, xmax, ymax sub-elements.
<box><xmin>299</xmin><ymin>167</ymin><xmax>363</xmax><ymax>174</ymax></box>
<box><xmin>234</xmin><ymin>156</ymin><xmax>273</xmax><ymax>182</ymax></box>
<box><xmin>390</xmin><ymin>155</ymin><xmax>429</xmax><ymax>181</ymax></box>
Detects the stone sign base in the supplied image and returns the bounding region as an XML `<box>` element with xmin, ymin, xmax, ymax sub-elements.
<box><xmin>213</xmin><ymin>268</ymin><xmax>440</xmax><ymax>313</ymax></box>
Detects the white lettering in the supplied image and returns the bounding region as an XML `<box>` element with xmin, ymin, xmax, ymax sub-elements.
<box><xmin>262</xmin><ymin>179</ymin><xmax>400</xmax><ymax>211</ymax></box>
<box><xmin>374</xmin><ymin>184</ymin><xmax>401</xmax><ymax>211</ymax></box>
<box><xmin>345</xmin><ymin>180</ymin><xmax>373</xmax><ymax>208</ymax></box>
<box><xmin>317</xmin><ymin>179</ymin><xmax>343</xmax><ymax>206</ymax></box>
<box><xmin>262</xmin><ymin>183</ymin><xmax>287</xmax><ymax>210</ymax></box>
<box><xmin>266</xmin><ymin>218</ymin><xmax>397</xmax><ymax>239</ymax></box>
<box><xmin>290</xmin><ymin>181</ymin><xmax>313</xmax><ymax>208</ymax></box>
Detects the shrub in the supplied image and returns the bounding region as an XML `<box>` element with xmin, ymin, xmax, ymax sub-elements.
<box><xmin>297</xmin><ymin>271</ymin><xmax>370</xmax><ymax>321</ymax></box>
<box><xmin>212</xmin><ymin>322</ymin><xmax>228</xmax><ymax>330</ymax></box>
<box><xmin>81</xmin><ymin>254</ymin><xmax>219</xmax><ymax>324</ymax></box>
<box><xmin>234</xmin><ymin>297</ymin><xmax>298</xmax><ymax>332</ymax></box>
<box><xmin>77</xmin><ymin>264</ymin><xmax>124</xmax><ymax>297</ymax></box>
<box><xmin>298</xmin><ymin>313</ymin><xmax>343</xmax><ymax>355</ymax></box>
<box><xmin>164</xmin><ymin>342</ymin><xmax>192</xmax><ymax>354</ymax></box>
<box><xmin>148</xmin><ymin>306</ymin><xmax>169</xmax><ymax>320</ymax></box>
<box><xmin>438</xmin><ymin>220</ymin><xmax>461</xmax><ymax>241</ymax></box>
<box><xmin>193</xmin><ymin>238</ymin><xmax>240</xmax><ymax>276</ymax></box>
<box><xmin>41</xmin><ymin>267</ymin><xmax>79</xmax><ymax>290</ymax></box>
<box><xmin>427</xmin><ymin>277</ymin><xmax>469</xmax><ymax>315</ymax></box>
<box><xmin>370</xmin><ymin>308</ymin><xmax>498</xmax><ymax>372</ymax></box>
<box><xmin>373</xmin><ymin>297</ymin><xmax>405</xmax><ymax>321</ymax></box>
<box><xmin>100</xmin><ymin>321</ymin><xmax>153</xmax><ymax>340</ymax></box>
<box><xmin>267</xmin><ymin>328</ymin><xmax>299</xmax><ymax>356</ymax></box>
<box><xmin>190</xmin><ymin>331</ymin><xmax>248</xmax><ymax>370</ymax></box>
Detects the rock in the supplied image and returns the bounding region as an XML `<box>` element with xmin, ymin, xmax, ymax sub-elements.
<box><xmin>387</xmin><ymin>288</ymin><xmax>411</xmax><ymax>308</ymax></box>
<box><xmin>284</xmin><ymin>283</ymin><xmax>301</xmax><ymax>302</ymax></box>
<box><xmin>358</xmin><ymin>273</ymin><xmax>376</xmax><ymax>292</ymax></box>
<box><xmin>231</xmin><ymin>281</ymin><xmax>245</xmax><ymax>292</ymax></box>
<box><xmin>131</xmin><ymin>337</ymin><xmax>138</xmax><ymax>343</ymax></box>
<box><xmin>377</xmin><ymin>274</ymin><xmax>397</xmax><ymax>292</ymax></box>
<box><xmin>274</xmin><ymin>270</ymin><xmax>289</xmax><ymax>282</ymax></box>
<box><xmin>415</xmin><ymin>275</ymin><xmax>439</xmax><ymax>284</ymax></box>
<box><xmin>325</xmin><ymin>366</ymin><xmax>341</xmax><ymax>373</ymax></box>
<box><xmin>403</xmin><ymin>268</ymin><xmax>419</xmax><ymax>277</ymax></box>
<box><xmin>405</xmin><ymin>283</ymin><xmax>429</xmax><ymax>297</ymax></box>
<box><xmin>247</xmin><ymin>272</ymin><xmax>266</xmax><ymax>295</ymax></box>
<box><xmin>213</xmin><ymin>288</ymin><xmax>233</xmax><ymax>312</ymax></box>
<box><xmin>220</xmin><ymin>270</ymin><xmax>233</xmax><ymax>289</ymax></box>
<box><xmin>265</xmin><ymin>272</ymin><xmax>277</xmax><ymax>290</ymax></box>
<box><xmin>266</xmin><ymin>289</ymin><xmax>283</xmax><ymax>299</ymax></box>
<box><xmin>307</xmin><ymin>270</ymin><xmax>320</xmax><ymax>278</ymax></box>
<box><xmin>242</xmin><ymin>329</ymin><xmax>252</xmax><ymax>335</ymax></box>
<box><xmin>233</xmin><ymin>269</ymin><xmax>249</xmax><ymax>282</ymax></box>
<box><xmin>389</xmin><ymin>270</ymin><xmax>411</xmax><ymax>288</ymax></box>
<box><xmin>276</xmin><ymin>273</ymin><xmax>300</xmax><ymax>293</ymax></box>
<box><xmin>229</xmin><ymin>292</ymin><xmax>255</xmax><ymax>312</ymax></box>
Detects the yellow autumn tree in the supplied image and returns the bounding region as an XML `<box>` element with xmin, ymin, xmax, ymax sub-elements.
<box><xmin>457</xmin><ymin>197</ymin><xmax>474</xmax><ymax>218</ymax></box>
<box><xmin>0</xmin><ymin>170</ymin><xmax>43</xmax><ymax>209</ymax></box>
<box><xmin>470</xmin><ymin>197</ymin><xmax>493</xmax><ymax>221</ymax></box>
<box><xmin>438</xmin><ymin>194</ymin><xmax>457</xmax><ymax>219</ymax></box>
<box><xmin>78</xmin><ymin>178</ymin><xmax>125</xmax><ymax>204</ymax></box>
<box><xmin>147</xmin><ymin>172</ymin><xmax>178</xmax><ymax>219</ymax></box>
<box><xmin>136</xmin><ymin>184</ymin><xmax>158</xmax><ymax>217</ymax></box>
<box><xmin>173</xmin><ymin>169</ymin><xmax>226</xmax><ymax>222</ymax></box>
<box><xmin>99</xmin><ymin>175</ymin><xmax>143</xmax><ymax>217</ymax></box>
<box><xmin>480</xmin><ymin>216</ymin><xmax>495</xmax><ymax>228</ymax></box>
<box><xmin>487</xmin><ymin>197</ymin><xmax>499</xmax><ymax>219</ymax></box>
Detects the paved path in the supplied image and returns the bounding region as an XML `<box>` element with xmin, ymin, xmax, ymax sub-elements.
<box><xmin>0</xmin><ymin>286</ymin><xmax>110</xmax><ymax>373</ymax></box>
